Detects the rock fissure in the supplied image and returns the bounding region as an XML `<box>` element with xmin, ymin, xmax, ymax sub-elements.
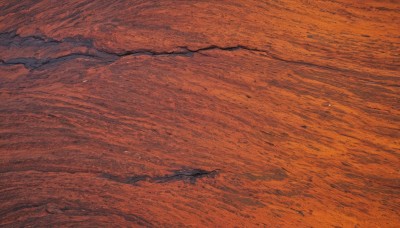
<box><xmin>0</xmin><ymin>31</ymin><xmax>338</xmax><ymax>72</ymax></box>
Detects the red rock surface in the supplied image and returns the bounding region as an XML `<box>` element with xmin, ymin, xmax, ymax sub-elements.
<box><xmin>0</xmin><ymin>0</ymin><xmax>399</xmax><ymax>227</ymax></box>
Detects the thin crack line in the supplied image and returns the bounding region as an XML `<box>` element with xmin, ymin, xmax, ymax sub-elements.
<box><xmin>0</xmin><ymin>31</ymin><xmax>347</xmax><ymax>72</ymax></box>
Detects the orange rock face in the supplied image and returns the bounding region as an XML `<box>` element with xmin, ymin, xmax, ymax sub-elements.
<box><xmin>0</xmin><ymin>0</ymin><xmax>399</xmax><ymax>227</ymax></box>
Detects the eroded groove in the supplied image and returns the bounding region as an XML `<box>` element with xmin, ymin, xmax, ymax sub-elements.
<box><xmin>0</xmin><ymin>53</ymin><xmax>116</xmax><ymax>69</ymax></box>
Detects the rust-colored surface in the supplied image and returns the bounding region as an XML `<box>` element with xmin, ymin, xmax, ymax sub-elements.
<box><xmin>1</xmin><ymin>0</ymin><xmax>399</xmax><ymax>227</ymax></box>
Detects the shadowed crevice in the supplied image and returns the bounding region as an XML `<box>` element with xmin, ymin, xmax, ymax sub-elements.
<box><xmin>101</xmin><ymin>168</ymin><xmax>220</xmax><ymax>185</ymax></box>
<box><xmin>153</xmin><ymin>168</ymin><xmax>220</xmax><ymax>184</ymax></box>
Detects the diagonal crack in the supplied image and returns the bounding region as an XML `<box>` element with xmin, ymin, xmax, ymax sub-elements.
<box><xmin>106</xmin><ymin>45</ymin><xmax>264</xmax><ymax>57</ymax></box>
